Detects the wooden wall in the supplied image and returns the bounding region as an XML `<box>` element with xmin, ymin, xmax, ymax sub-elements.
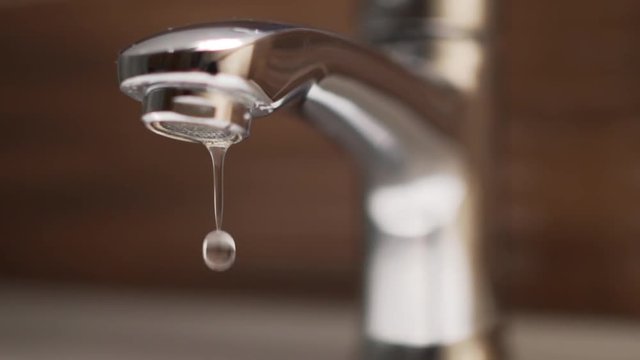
<box><xmin>0</xmin><ymin>0</ymin><xmax>638</xmax><ymax>315</ymax></box>
<box><xmin>498</xmin><ymin>0</ymin><xmax>640</xmax><ymax>315</ymax></box>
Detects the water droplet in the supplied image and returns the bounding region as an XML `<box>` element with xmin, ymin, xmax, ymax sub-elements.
<box><xmin>202</xmin><ymin>143</ymin><xmax>237</xmax><ymax>271</ymax></box>
<box><xmin>202</xmin><ymin>230</ymin><xmax>236</xmax><ymax>271</ymax></box>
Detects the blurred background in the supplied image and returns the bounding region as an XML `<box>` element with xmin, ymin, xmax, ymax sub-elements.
<box><xmin>0</xmin><ymin>0</ymin><xmax>639</xmax><ymax>359</ymax></box>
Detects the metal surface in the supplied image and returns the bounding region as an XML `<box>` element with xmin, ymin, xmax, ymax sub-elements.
<box><xmin>118</xmin><ymin>17</ymin><xmax>497</xmax><ymax>360</ymax></box>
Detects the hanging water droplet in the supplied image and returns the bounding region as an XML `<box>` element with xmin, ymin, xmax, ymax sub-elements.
<box><xmin>200</xmin><ymin>142</ymin><xmax>238</xmax><ymax>271</ymax></box>
<box><xmin>202</xmin><ymin>230</ymin><xmax>236</xmax><ymax>271</ymax></box>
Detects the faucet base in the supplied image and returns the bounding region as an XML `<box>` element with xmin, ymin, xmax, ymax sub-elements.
<box><xmin>364</xmin><ymin>328</ymin><xmax>503</xmax><ymax>360</ymax></box>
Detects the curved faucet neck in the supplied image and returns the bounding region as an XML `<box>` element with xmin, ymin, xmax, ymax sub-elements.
<box><xmin>118</xmin><ymin>20</ymin><xmax>498</xmax><ymax>358</ymax></box>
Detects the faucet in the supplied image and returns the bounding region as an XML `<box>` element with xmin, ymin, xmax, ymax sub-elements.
<box><xmin>117</xmin><ymin>1</ymin><xmax>499</xmax><ymax>358</ymax></box>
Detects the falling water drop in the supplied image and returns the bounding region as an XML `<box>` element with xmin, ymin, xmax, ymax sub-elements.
<box><xmin>203</xmin><ymin>230</ymin><xmax>236</xmax><ymax>271</ymax></box>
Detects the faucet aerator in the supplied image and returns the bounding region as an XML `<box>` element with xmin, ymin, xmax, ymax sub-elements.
<box><xmin>140</xmin><ymin>86</ymin><xmax>252</xmax><ymax>146</ymax></box>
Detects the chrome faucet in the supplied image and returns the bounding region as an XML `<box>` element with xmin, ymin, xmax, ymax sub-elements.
<box><xmin>117</xmin><ymin>1</ymin><xmax>499</xmax><ymax>357</ymax></box>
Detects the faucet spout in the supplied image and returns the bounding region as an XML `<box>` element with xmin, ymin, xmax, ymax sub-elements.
<box><xmin>118</xmin><ymin>20</ymin><xmax>498</xmax><ymax>360</ymax></box>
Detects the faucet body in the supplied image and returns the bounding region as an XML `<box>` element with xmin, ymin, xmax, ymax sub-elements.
<box><xmin>118</xmin><ymin>6</ymin><xmax>499</xmax><ymax>358</ymax></box>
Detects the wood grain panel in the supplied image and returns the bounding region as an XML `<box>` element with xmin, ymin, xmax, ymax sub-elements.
<box><xmin>499</xmin><ymin>0</ymin><xmax>640</xmax><ymax>315</ymax></box>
